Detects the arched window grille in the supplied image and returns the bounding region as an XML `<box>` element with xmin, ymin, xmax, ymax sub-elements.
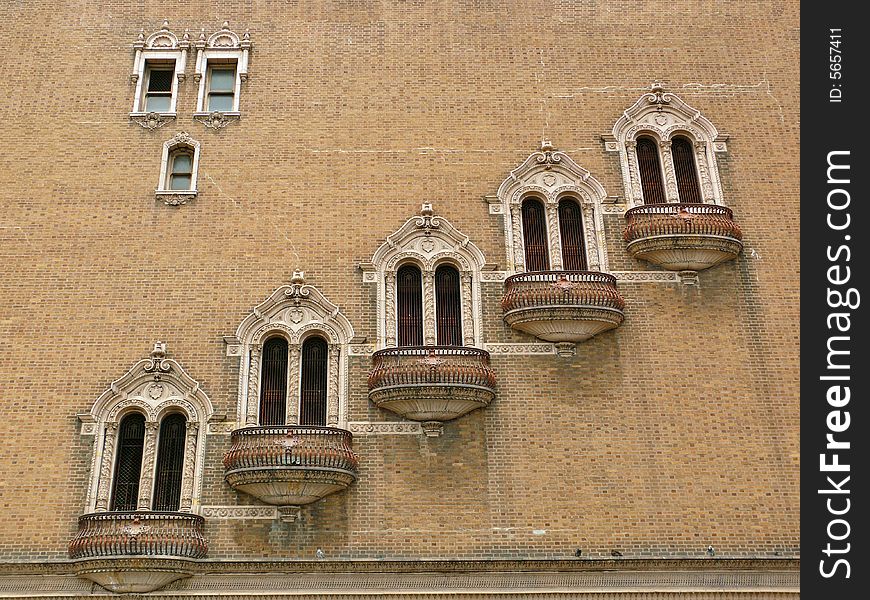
<box><xmin>637</xmin><ymin>137</ymin><xmax>667</xmax><ymax>205</ymax></box>
<box><xmin>397</xmin><ymin>264</ymin><xmax>424</xmax><ymax>346</ymax></box>
<box><xmin>521</xmin><ymin>198</ymin><xmax>550</xmax><ymax>271</ymax></box>
<box><xmin>672</xmin><ymin>136</ymin><xmax>702</xmax><ymax>204</ymax></box>
<box><xmin>110</xmin><ymin>413</ymin><xmax>146</xmax><ymax>512</ymax></box>
<box><xmin>259</xmin><ymin>337</ymin><xmax>288</xmax><ymax>426</ymax></box>
<box><xmin>558</xmin><ymin>198</ymin><xmax>587</xmax><ymax>270</ymax></box>
<box><xmin>151</xmin><ymin>413</ymin><xmax>187</xmax><ymax>511</ymax></box>
<box><xmin>300</xmin><ymin>337</ymin><xmax>328</xmax><ymax>426</ymax></box>
<box><xmin>435</xmin><ymin>265</ymin><xmax>463</xmax><ymax>346</ymax></box>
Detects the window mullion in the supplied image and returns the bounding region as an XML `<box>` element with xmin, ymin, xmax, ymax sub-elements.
<box><xmin>136</xmin><ymin>421</ymin><xmax>160</xmax><ymax>510</ymax></box>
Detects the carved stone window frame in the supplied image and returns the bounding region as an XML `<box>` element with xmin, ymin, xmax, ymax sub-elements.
<box><xmin>361</xmin><ymin>204</ymin><xmax>488</xmax><ymax>348</ymax></box>
<box><xmin>192</xmin><ymin>22</ymin><xmax>251</xmax><ymax>129</ymax></box>
<box><xmin>493</xmin><ymin>143</ymin><xmax>610</xmax><ymax>274</ymax></box>
<box><xmin>130</xmin><ymin>21</ymin><xmax>189</xmax><ymax>129</ymax></box>
<box><xmin>156</xmin><ymin>132</ymin><xmax>201</xmax><ymax>205</ymax></box>
<box><xmin>78</xmin><ymin>343</ymin><xmax>214</xmax><ymax>514</ymax></box>
<box><xmin>224</xmin><ymin>273</ymin><xmax>355</xmax><ymax>429</ymax></box>
<box><xmin>607</xmin><ymin>83</ymin><xmax>729</xmax><ymax>208</ymax></box>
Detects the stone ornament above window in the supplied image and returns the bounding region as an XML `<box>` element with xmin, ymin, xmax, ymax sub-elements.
<box><xmin>130</xmin><ymin>21</ymin><xmax>189</xmax><ymax>128</ymax></box>
<box><xmin>493</xmin><ymin>142</ymin><xmax>610</xmax><ymax>274</ymax></box>
<box><xmin>77</xmin><ymin>342</ymin><xmax>214</xmax><ymax>514</ymax></box>
<box><xmin>192</xmin><ymin>22</ymin><xmax>251</xmax><ymax>129</ymax></box>
<box><xmin>605</xmin><ymin>82</ymin><xmax>730</xmax><ymax>208</ymax></box>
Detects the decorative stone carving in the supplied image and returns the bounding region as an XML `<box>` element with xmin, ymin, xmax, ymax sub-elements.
<box><xmin>659</xmin><ymin>140</ymin><xmax>680</xmax><ymax>202</ymax></box>
<box><xmin>179</xmin><ymin>423</ymin><xmax>199</xmax><ymax>510</ymax></box>
<box><xmin>200</xmin><ymin>505</ymin><xmax>278</xmax><ymax>519</ymax></box>
<box><xmin>131</xmin><ymin>111</ymin><xmax>174</xmax><ymax>129</ymax></box>
<box><xmin>484</xmin><ymin>343</ymin><xmax>555</xmax><ymax>355</ymax></box>
<box><xmin>136</xmin><ymin>421</ymin><xmax>160</xmax><ymax>510</ymax></box>
<box><xmin>364</xmin><ymin>205</ymin><xmax>488</xmax><ymax>348</ymax></box>
<box><xmin>245</xmin><ymin>344</ymin><xmax>261</xmax><ymax>426</ymax></box>
<box><xmin>193</xmin><ymin>110</ymin><xmax>239</xmax><ymax>129</ymax></box>
<box><xmin>347</xmin><ymin>421</ymin><xmax>424</xmax><ymax>435</ymax></box>
<box><xmin>460</xmin><ymin>273</ymin><xmax>475</xmax><ymax>346</ymax></box>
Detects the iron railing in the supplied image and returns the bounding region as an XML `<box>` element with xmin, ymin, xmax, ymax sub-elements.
<box><xmin>501</xmin><ymin>271</ymin><xmax>625</xmax><ymax>312</ymax></box>
<box><xmin>68</xmin><ymin>511</ymin><xmax>207</xmax><ymax>559</ymax></box>
<box><xmin>223</xmin><ymin>426</ymin><xmax>359</xmax><ymax>474</ymax></box>
<box><xmin>624</xmin><ymin>203</ymin><xmax>742</xmax><ymax>242</ymax></box>
<box><xmin>368</xmin><ymin>346</ymin><xmax>497</xmax><ymax>391</ymax></box>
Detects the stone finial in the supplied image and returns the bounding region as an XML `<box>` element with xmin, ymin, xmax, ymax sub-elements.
<box><xmin>541</xmin><ymin>139</ymin><xmax>554</xmax><ymax>152</ymax></box>
<box><xmin>421</xmin><ymin>203</ymin><xmax>434</xmax><ymax>216</ymax></box>
<box><xmin>182</xmin><ymin>28</ymin><xmax>190</xmax><ymax>41</ymax></box>
<box><xmin>151</xmin><ymin>341</ymin><xmax>167</xmax><ymax>359</ymax></box>
<box><xmin>243</xmin><ymin>29</ymin><xmax>251</xmax><ymax>41</ymax></box>
<box><xmin>648</xmin><ymin>82</ymin><xmax>670</xmax><ymax>107</ymax></box>
<box><xmin>290</xmin><ymin>271</ymin><xmax>305</xmax><ymax>285</ymax></box>
<box><xmin>199</xmin><ymin>28</ymin><xmax>206</xmax><ymax>41</ymax></box>
<box><xmin>222</xmin><ymin>21</ymin><xmax>230</xmax><ymax>30</ymax></box>
<box><xmin>137</xmin><ymin>30</ymin><xmax>145</xmax><ymax>42</ymax></box>
<box><xmin>161</xmin><ymin>19</ymin><xmax>170</xmax><ymax>31</ymax></box>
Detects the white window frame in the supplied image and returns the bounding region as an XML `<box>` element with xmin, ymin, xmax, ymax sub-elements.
<box><xmin>156</xmin><ymin>132</ymin><xmax>201</xmax><ymax>204</ymax></box>
<box><xmin>130</xmin><ymin>21</ymin><xmax>188</xmax><ymax>128</ymax></box>
<box><xmin>193</xmin><ymin>23</ymin><xmax>251</xmax><ymax>128</ymax></box>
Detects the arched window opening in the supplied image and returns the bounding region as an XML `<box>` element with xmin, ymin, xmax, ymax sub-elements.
<box><xmin>435</xmin><ymin>265</ymin><xmax>463</xmax><ymax>346</ymax></box>
<box><xmin>397</xmin><ymin>265</ymin><xmax>424</xmax><ymax>346</ymax></box>
<box><xmin>521</xmin><ymin>198</ymin><xmax>550</xmax><ymax>271</ymax></box>
<box><xmin>151</xmin><ymin>413</ymin><xmax>187</xmax><ymax>511</ymax></box>
<box><xmin>110</xmin><ymin>413</ymin><xmax>146</xmax><ymax>512</ymax></box>
<box><xmin>300</xmin><ymin>337</ymin><xmax>328</xmax><ymax>426</ymax></box>
<box><xmin>168</xmin><ymin>148</ymin><xmax>194</xmax><ymax>191</ymax></box>
<box><xmin>672</xmin><ymin>136</ymin><xmax>702</xmax><ymax>204</ymax></box>
<box><xmin>558</xmin><ymin>198</ymin><xmax>587</xmax><ymax>270</ymax></box>
<box><xmin>637</xmin><ymin>137</ymin><xmax>667</xmax><ymax>205</ymax></box>
<box><xmin>260</xmin><ymin>337</ymin><xmax>288</xmax><ymax>426</ymax></box>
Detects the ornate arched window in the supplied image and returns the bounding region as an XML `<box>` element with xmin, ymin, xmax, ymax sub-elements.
<box><xmin>152</xmin><ymin>413</ymin><xmax>187</xmax><ymax>511</ymax></box>
<box><xmin>672</xmin><ymin>135</ymin><xmax>702</xmax><ymax>204</ymax></box>
<box><xmin>300</xmin><ymin>336</ymin><xmax>329</xmax><ymax>426</ymax></box>
<box><xmin>79</xmin><ymin>342</ymin><xmax>213</xmax><ymax>514</ymax></box>
<box><xmin>434</xmin><ymin>264</ymin><xmax>463</xmax><ymax>346</ymax></box>
<box><xmin>521</xmin><ymin>198</ymin><xmax>550</xmax><ymax>271</ymax></box>
<box><xmin>557</xmin><ymin>198</ymin><xmax>587</xmax><ymax>270</ymax></box>
<box><xmin>109</xmin><ymin>413</ymin><xmax>146</xmax><ymax>512</ymax></box>
<box><xmin>156</xmin><ymin>132</ymin><xmax>201</xmax><ymax>205</ymax></box>
<box><xmin>225</xmin><ymin>272</ymin><xmax>355</xmax><ymax>429</ymax></box>
<box><xmin>363</xmin><ymin>204</ymin><xmax>488</xmax><ymax>349</ymax></box>
<box><xmin>396</xmin><ymin>264</ymin><xmax>424</xmax><ymax>346</ymax></box>
<box><xmin>636</xmin><ymin>136</ymin><xmax>667</xmax><ymax>205</ymax></box>
<box><xmin>259</xmin><ymin>336</ymin><xmax>289</xmax><ymax>426</ymax></box>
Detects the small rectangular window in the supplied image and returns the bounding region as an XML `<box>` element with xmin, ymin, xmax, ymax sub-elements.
<box><xmin>207</xmin><ymin>66</ymin><xmax>236</xmax><ymax>112</ymax></box>
<box><xmin>169</xmin><ymin>153</ymin><xmax>193</xmax><ymax>190</ymax></box>
<box><xmin>142</xmin><ymin>64</ymin><xmax>174</xmax><ymax>113</ymax></box>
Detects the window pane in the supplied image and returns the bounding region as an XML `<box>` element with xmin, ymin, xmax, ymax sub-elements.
<box><xmin>207</xmin><ymin>93</ymin><xmax>235</xmax><ymax>112</ymax></box>
<box><xmin>435</xmin><ymin>265</ymin><xmax>462</xmax><ymax>346</ymax></box>
<box><xmin>147</xmin><ymin>69</ymin><xmax>174</xmax><ymax>92</ymax></box>
<box><xmin>260</xmin><ymin>337</ymin><xmax>289</xmax><ymax>426</ymax></box>
<box><xmin>172</xmin><ymin>154</ymin><xmax>192</xmax><ymax>173</ymax></box>
<box><xmin>110</xmin><ymin>413</ymin><xmax>145</xmax><ymax>512</ymax></box>
<box><xmin>144</xmin><ymin>95</ymin><xmax>171</xmax><ymax>113</ymax></box>
<box><xmin>396</xmin><ymin>265</ymin><xmax>423</xmax><ymax>346</ymax></box>
<box><xmin>558</xmin><ymin>199</ymin><xmax>587</xmax><ymax>270</ymax></box>
<box><xmin>672</xmin><ymin>137</ymin><xmax>702</xmax><ymax>204</ymax></box>
<box><xmin>637</xmin><ymin>137</ymin><xmax>667</xmax><ymax>204</ymax></box>
<box><xmin>151</xmin><ymin>413</ymin><xmax>186</xmax><ymax>512</ymax></box>
<box><xmin>209</xmin><ymin>68</ymin><xmax>235</xmax><ymax>92</ymax></box>
<box><xmin>170</xmin><ymin>174</ymin><xmax>192</xmax><ymax>190</ymax></box>
<box><xmin>521</xmin><ymin>199</ymin><xmax>550</xmax><ymax>271</ymax></box>
<box><xmin>300</xmin><ymin>337</ymin><xmax>328</xmax><ymax>426</ymax></box>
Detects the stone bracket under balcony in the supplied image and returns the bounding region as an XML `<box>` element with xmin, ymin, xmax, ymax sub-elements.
<box><xmin>68</xmin><ymin>511</ymin><xmax>207</xmax><ymax>593</ymax></box>
<box><xmin>501</xmin><ymin>271</ymin><xmax>625</xmax><ymax>343</ymax></box>
<box><xmin>623</xmin><ymin>203</ymin><xmax>743</xmax><ymax>272</ymax></box>
<box><xmin>368</xmin><ymin>346</ymin><xmax>497</xmax><ymax>436</ymax></box>
<box><xmin>223</xmin><ymin>426</ymin><xmax>358</xmax><ymax>511</ymax></box>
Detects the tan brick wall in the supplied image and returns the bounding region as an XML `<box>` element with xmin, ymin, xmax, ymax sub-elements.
<box><xmin>0</xmin><ymin>0</ymin><xmax>799</xmax><ymax>562</ymax></box>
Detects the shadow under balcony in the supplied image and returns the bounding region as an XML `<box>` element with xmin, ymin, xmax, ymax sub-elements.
<box><xmin>501</xmin><ymin>271</ymin><xmax>625</xmax><ymax>343</ymax></box>
<box><xmin>68</xmin><ymin>511</ymin><xmax>207</xmax><ymax>593</ymax></box>
<box><xmin>224</xmin><ymin>425</ymin><xmax>358</xmax><ymax>516</ymax></box>
<box><xmin>368</xmin><ymin>346</ymin><xmax>497</xmax><ymax>436</ymax></box>
<box><xmin>623</xmin><ymin>203</ymin><xmax>743</xmax><ymax>271</ymax></box>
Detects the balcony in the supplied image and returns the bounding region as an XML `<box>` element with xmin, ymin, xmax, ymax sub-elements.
<box><xmin>68</xmin><ymin>511</ymin><xmax>207</xmax><ymax>593</ymax></box>
<box><xmin>368</xmin><ymin>346</ymin><xmax>497</xmax><ymax>436</ymax></box>
<box><xmin>623</xmin><ymin>203</ymin><xmax>743</xmax><ymax>271</ymax></box>
<box><xmin>224</xmin><ymin>426</ymin><xmax>358</xmax><ymax>515</ymax></box>
<box><xmin>501</xmin><ymin>271</ymin><xmax>625</xmax><ymax>343</ymax></box>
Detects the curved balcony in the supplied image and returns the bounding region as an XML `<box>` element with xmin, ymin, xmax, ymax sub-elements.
<box><xmin>623</xmin><ymin>203</ymin><xmax>743</xmax><ymax>271</ymax></box>
<box><xmin>224</xmin><ymin>426</ymin><xmax>358</xmax><ymax>510</ymax></box>
<box><xmin>501</xmin><ymin>271</ymin><xmax>625</xmax><ymax>343</ymax></box>
<box><xmin>368</xmin><ymin>346</ymin><xmax>497</xmax><ymax>435</ymax></box>
<box><xmin>68</xmin><ymin>511</ymin><xmax>206</xmax><ymax>593</ymax></box>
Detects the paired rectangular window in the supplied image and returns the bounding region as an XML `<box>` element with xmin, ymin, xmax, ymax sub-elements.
<box><xmin>206</xmin><ymin>65</ymin><xmax>237</xmax><ymax>112</ymax></box>
<box><xmin>141</xmin><ymin>63</ymin><xmax>174</xmax><ymax>113</ymax></box>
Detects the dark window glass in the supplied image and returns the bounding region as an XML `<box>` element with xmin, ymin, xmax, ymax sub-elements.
<box><xmin>260</xmin><ymin>337</ymin><xmax>288</xmax><ymax>426</ymax></box>
<box><xmin>637</xmin><ymin>137</ymin><xmax>667</xmax><ymax>204</ymax></box>
<box><xmin>143</xmin><ymin>66</ymin><xmax>173</xmax><ymax>112</ymax></box>
<box><xmin>558</xmin><ymin>199</ymin><xmax>587</xmax><ymax>270</ymax></box>
<box><xmin>300</xmin><ymin>337</ymin><xmax>328</xmax><ymax>426</ymax></box>
<box><xmin>110</xmin><ymin>413</ymin><xmax>145</xmax><ymax>512</ymax></box>
<box><xmin>521</xmin><ymin>198</ymin><xmax>550</xmax><ymax>271</ymax></box>
<box><xmin>151</xmin><ymin>413</ymin><xmax>186</xmax><ymax>511</ymax></box>
<box><xmin>672</xmin><ymin>136</ymin><xmax>702</xmax><ymax>204</ymax></box>
<box><xmin>435</xmin><ymin>265</ymin><xmax>463</xmax><ymax>346</ymax></box>
<box><xmin>396</xmin><ymin>265</ymin><xmax>424</xmax><ymax>346</ymax></box>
